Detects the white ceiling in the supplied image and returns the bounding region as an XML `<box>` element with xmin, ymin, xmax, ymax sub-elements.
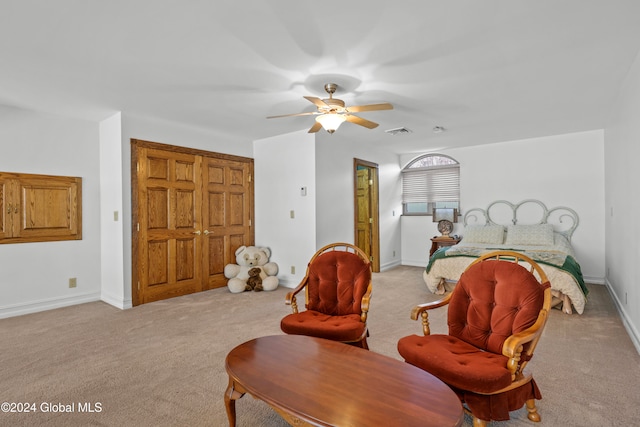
<box><xmin>2</xmin><ymin>0</ymin><xmax>640</xmax><ymax>154</ymax></box>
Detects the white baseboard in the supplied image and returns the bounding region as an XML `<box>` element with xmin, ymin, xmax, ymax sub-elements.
<box><xmin>380</xmin><ymin>260</ymin><xmax>402</xmax><ymax>271</ymax></box>
<box><xmin>0</xmin><ymin>292</ymin><xmax>101</xmax><ymax>319</ymax></box>
<box><xmin>583</xmin><ymin>275</ymin><xmax>605</xmax><ymax>285</ymax></box>
<box><xmin>400</xmin><ymin>259</ymin><xmax>428</xmax><ymax>268</ymax></box>
<box><xmin>100</xmin><ymin>291</ymin><xmax>132</xmax><ymax>310</ymax></box>
<box><xmin>605</xmin><ymin>279</ymin><xmax>640</xmax><ymax>355</ymax></box>
<box><xmin>277</xmin><ymin>277</ymin><xmax>298</xmax><ymax>289</ymax></box>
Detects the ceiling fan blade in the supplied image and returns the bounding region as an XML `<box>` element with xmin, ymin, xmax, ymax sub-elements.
<box><xmin>267</xmin><ymin>111</ymin><xmax>317</xmax><ymax>119</ymax></box>
<box><xmin>304</xmin><ymin>96</ymin><xmax>329</xmax><ymax>108</ymax></box>
<box><xmin>345</xmin><ymin>114</ymin><xmax>379</xmax><ymax>129</ymax></box>
<box><xmin>308</xmin><ymin>121</ymin><xmax>323</xmax><ymax>133</ymax></box>
<box><xmin>345</xmin><ymin>103</ymin><xmax>394</xmax><ymax>113</ymax></box>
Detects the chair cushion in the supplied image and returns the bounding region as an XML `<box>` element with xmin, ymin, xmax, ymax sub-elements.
<box><xmin>280</xmin><ymin>310</ymin><xmax>366</xmax><ymax>342</ymax></box>
<box><xmin>448</xmin><ymin>260</ymin><xmax>548</xmax><ymax>354</ymax></box>
<box><xmin>306</xmin><ymin>251</ymin><xmax>371</xmax><ymax>315</ymax></box>
<box><xmin>397</xmin><ymin>334</ymin><xmax>513</xmax><ymax>394</ymax></box>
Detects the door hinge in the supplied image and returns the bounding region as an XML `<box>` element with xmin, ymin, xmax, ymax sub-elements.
<box><xmin>137</xmin><ymin>223</ymin><xmax>140</xmax><ymax>231</ymax></box>
<box><xmin>369</xmin><ymin>218</ymin><xmax>373</xmax><ymax>223</ymax></box>
<box><xmin>248</xmin><ymin>174</ymin><xmax>252</xmax><ymax>183</ymax></box>
<box><xmin>137</xmin><ymin>162</ymin><xmax>140</xmax><ymax>172</ymax></box>
<box><xmin>369</xmin><ymin>256</ymin><xmax>374</xmax><ymax>262</ymax></box>
<box><xmin>368</xmin><ymin>179</ymin><xmax>373</xmax><ymax>186</ymax></box>
<box><xmin>248</xmin><ymin>219</ymin><xmax>252</xmax><ymax>227</ymax></box>
<box><xmin>137</xmin><ymin>281</ymin><xmax>140</xmax><ymax>291</ymax></box>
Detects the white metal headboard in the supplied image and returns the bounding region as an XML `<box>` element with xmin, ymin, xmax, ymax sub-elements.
<box><xmin>463</xmin><ymin>199</ymin><xmax>579</xmax><ymax>241</ymax></box>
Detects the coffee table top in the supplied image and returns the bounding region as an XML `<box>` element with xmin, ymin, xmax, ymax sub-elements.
<box><xmin>225</xmin><ymin>335</ymin><xmax>463</xmax><ymax>427</ymax></box>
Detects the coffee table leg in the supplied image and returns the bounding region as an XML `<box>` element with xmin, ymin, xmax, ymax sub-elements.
<box><xmin>224</xmin><ymin>377</ymin><xmax>246</xmax><ymax>427</ymax></box>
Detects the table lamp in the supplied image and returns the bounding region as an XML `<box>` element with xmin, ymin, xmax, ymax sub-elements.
<box><xmin>433</xmin><ymin>208</ymin><xmax>458</xmax><ymax>237</ymax></box>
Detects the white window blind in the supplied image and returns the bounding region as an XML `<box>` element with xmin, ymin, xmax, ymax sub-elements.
<box><xmin>402</xmin><ymin>165</ymin><xmax>460</xmax><ymax>204</ymax></box>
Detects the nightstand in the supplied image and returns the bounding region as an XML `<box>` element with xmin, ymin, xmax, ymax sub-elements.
<box><xmin>429</xmin><ymin>236</ymin><xmax>461</xmax><ymax>257</ymax></box>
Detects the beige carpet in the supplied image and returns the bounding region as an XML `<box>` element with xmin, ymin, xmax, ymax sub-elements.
<box><xmin>1</xmin><ymin>266</ymin><xmax>638</xmax><ymax>427</ymax></box>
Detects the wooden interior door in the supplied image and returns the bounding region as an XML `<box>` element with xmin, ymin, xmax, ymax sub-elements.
<box><xmin>132</xmin><ymin>140</ymin><xmax>254</xmax><ymax>305</ymax></box>
<box><xmin>355</xmin><ymin>168</ymin><xmax>372</xmax><ymax>257</ymax></box>
<box><xmin>354</xmin><ymin>159</ymin><xmax>380</xmax><ymax>272</ymax></box>
<box><xmin>135</xmin><ymin>147</ymin><xmax>202</xmax><ymax>304</ymax></box>
<box><xmin>201</xmin><ymin>156</ymin><xmax>253</xmax><ymax>290</ymax></box>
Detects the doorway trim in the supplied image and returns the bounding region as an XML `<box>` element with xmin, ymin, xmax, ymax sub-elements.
<box><xmin>353</xmin><ymin>158</ymin><xmax>380</xmax><ymax>273</ymax></box>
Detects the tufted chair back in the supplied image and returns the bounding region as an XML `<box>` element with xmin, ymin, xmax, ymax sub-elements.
<box><xmin>281</xmin><ymin>243</ymin><xmax>373</xmax><ymax>349</ymax></box>
<box><xmin>305</xmin><ymin>250</ymin><xmax>371</xmax><ymax>316</ymax></box>
<box><xmin>448</xmin><ymin>260</ymin><xmax>548</xmax><ymax>355</ymax></box>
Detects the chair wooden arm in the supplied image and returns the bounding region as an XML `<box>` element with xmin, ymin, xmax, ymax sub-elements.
<box><xmin>410</xmin><ymin>292</ymin><xmax>453</xmax><ymax>336</ymax></box>
<box><xmin>502</xmin><ymin>307</ymin><xmax>549</xmax><ymax>379</ymax></box>
<box><xmin>360</xmin><ymin>282</ymin><xmax>373</xmax><ymax>322</ymax></box>
<box><xmin>285</xmin><ymin>274</ymin><xmax>311</xmax><ymax>314</ymax></box>
<box><xmin>410</xmin><ymin>293</ymin><xmax>453</xmax><ymax>320</ymax></box>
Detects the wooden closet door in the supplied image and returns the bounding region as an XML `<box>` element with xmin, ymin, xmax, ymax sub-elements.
<box><xmin>132</xmin><ymin>140</ymin><xmax>255</xmax><ymax>305</ymax></box>
<box><xmin>136</xmin><ymin>147</ymin><xmax>203</xmax><ymax>303</ymax></box>
<box><xmin>201</xmin><ymin>156</ymin><xmax>253</xmax><ymax>290</ymax></box>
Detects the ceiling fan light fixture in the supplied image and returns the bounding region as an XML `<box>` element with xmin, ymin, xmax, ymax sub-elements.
<box><xmin>268</xmin><ymin>83</ymin><xmax>392</xmax><ymax>133</ymax></box>
<box><xmin>315</xmin><ymin>113</ymin><xmax>346</xmax><ymax>134</ymax></box>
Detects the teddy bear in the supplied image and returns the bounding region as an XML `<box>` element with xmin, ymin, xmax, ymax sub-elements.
<box><xmin>224</xmin><ymin>245</ymin><xmax>279</xmax><ymax>293</ymax></box>
<box><xmin>245</xmin><ymin>267</ymin><xmax>264</xmax><ymax>292</ymax></box>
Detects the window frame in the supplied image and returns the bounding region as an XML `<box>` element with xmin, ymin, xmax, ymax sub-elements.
<box><xmin>401</xmin><ymin>154</ymin><xmax>460</xmax><ymax>216</ymax></box>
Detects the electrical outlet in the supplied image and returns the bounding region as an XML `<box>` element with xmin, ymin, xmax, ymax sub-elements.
<box><xmin>69</xmin><ymin>278</ymin><xmax>77</xmax><ymax>288</ymax></box>
<box><xmin>291</xmin><ymin>266</ymin><xmax>295</xmax><ymax>275</ymax></box>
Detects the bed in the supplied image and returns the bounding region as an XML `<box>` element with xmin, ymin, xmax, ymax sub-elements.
<box><xmin>424</xmin><ymin>199</ymin><xmax>588</xmax><ymax>314</ymax></box>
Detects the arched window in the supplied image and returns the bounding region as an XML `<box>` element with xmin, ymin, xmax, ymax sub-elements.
<box><xmin>402</xmin><ymin>154</ymin><xmax>460</xmax><ymax>215</ymax></box>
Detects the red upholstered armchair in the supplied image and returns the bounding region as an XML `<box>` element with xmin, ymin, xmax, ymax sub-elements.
<box><xmin>398</xmin><ymin>251</ymin><xmax>551</xmax><ymax>426</ymax></box>
<box><xmin>280</xmin><ymin>243</ymin><xmax>372</xmax><ymax>349</ymax></box>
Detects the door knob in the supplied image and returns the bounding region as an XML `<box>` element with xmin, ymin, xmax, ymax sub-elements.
<box><xmin>203</xmin><ymin>230</ymin><xmax>210</xmax><ymax>235</ymax></box>
<box><xmin>193</xmin><ymin>230</ymin><xmax>201</xmax><ymax>235</ymax></box>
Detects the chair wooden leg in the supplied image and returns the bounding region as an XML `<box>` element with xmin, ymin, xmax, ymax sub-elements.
<box><xmin>360</xmin><ymin>337</ymin><xmax>369</xmax><ymax>350</ymax></box>
<box><xmin>472</xmin><ymin>416</ymin><xmax>488</xmax><ymax>427</ymax></box>
<box><xmin>525</xmin><ymin>399</ymin><xmax>541</xmax><ymax>422</ymax></box>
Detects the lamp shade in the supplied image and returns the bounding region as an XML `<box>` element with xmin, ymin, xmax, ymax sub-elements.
<box><xmin>315</xmin><ymin>113</ymin><xmax>346</xmax><ymax>134</ymax></box>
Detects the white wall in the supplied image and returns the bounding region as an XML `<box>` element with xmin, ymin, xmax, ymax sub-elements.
<box><xmin>400</xmin><ymin>130</ymin><xmax>606</xmax><ymax>285</ymax></box>
<box><xmin>604</xmin><ymin>46</ymin><xmax>640</xmax><ymax>352</ymax></box>
<box><xmin>253</xmin><ymin>130</ymin><xmax>403</xmax><ymax>289</ymax></box>
<box><xmin>0</xmin><ymin>107</ymin><xmax>102</xmax><ymax>318</ymax></box>
<box><xmin>314</xmin><ymin>132</ymin><xmax>402</xmax><ymax>271</ymax></box>
<box><xmin>253</xmin><ymin>130</ymin><xmax>317</xmax><ymax>287</ymax></box>
<box><xmin>99</xmin><ymin>112</ymin><xmax>125</xmax><ymax>308</ymax></box>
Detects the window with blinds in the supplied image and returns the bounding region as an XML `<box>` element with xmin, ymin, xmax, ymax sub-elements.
<box><xmin>402</xmin><ymin>154</ymin><xmax>459</xmax><ymax>215</ymax></box>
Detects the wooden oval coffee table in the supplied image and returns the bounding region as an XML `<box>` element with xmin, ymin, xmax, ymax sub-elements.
<box><xmin>224</xmin><ymin>335</ymin><xmax>463</xmax><ymax>427</ymax></box>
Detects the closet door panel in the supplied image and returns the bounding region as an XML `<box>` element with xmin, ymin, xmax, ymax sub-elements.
<box><xmin>136</xmin><ymin>147</ymin><xmax>202</xmax><ymax>304</ymax></box>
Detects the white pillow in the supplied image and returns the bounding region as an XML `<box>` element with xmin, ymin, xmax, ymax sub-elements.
<box><xmin>505</xmin><ymin>224</ymin><xmax>554</xmax><ymax>246</ymax></box>
<box><xmin>463</xmin><ymin>225</ymin><xmax>505</xmax><ymax>244</ymax></box>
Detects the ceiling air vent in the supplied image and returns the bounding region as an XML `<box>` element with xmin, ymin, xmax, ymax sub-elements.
<box><xmin>385</xmin><ymin>127</ymin><xmax>413</xmax><ymax>135</ymax></box>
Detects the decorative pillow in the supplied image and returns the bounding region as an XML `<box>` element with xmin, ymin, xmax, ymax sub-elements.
<box><xmin>505</xmin><ymin>224</ymin><xmax>554</xmax><ymax>246</ymax></box>
<box><xmin>463</xmin><ymin>225</ymin><xmax>505</xmax><ymax>244</ymax></box>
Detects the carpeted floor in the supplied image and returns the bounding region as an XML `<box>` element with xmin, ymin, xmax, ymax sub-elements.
<box><xmin>1</xmin><ymin>265</ymin><xmax>638</xmax><ymax>426</ymax></box>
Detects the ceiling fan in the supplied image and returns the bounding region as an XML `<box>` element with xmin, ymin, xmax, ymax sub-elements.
<box><xmin>267</xmin><ymin>83</ymin><xmax>393</xmax><ymax>134</ymax></box>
